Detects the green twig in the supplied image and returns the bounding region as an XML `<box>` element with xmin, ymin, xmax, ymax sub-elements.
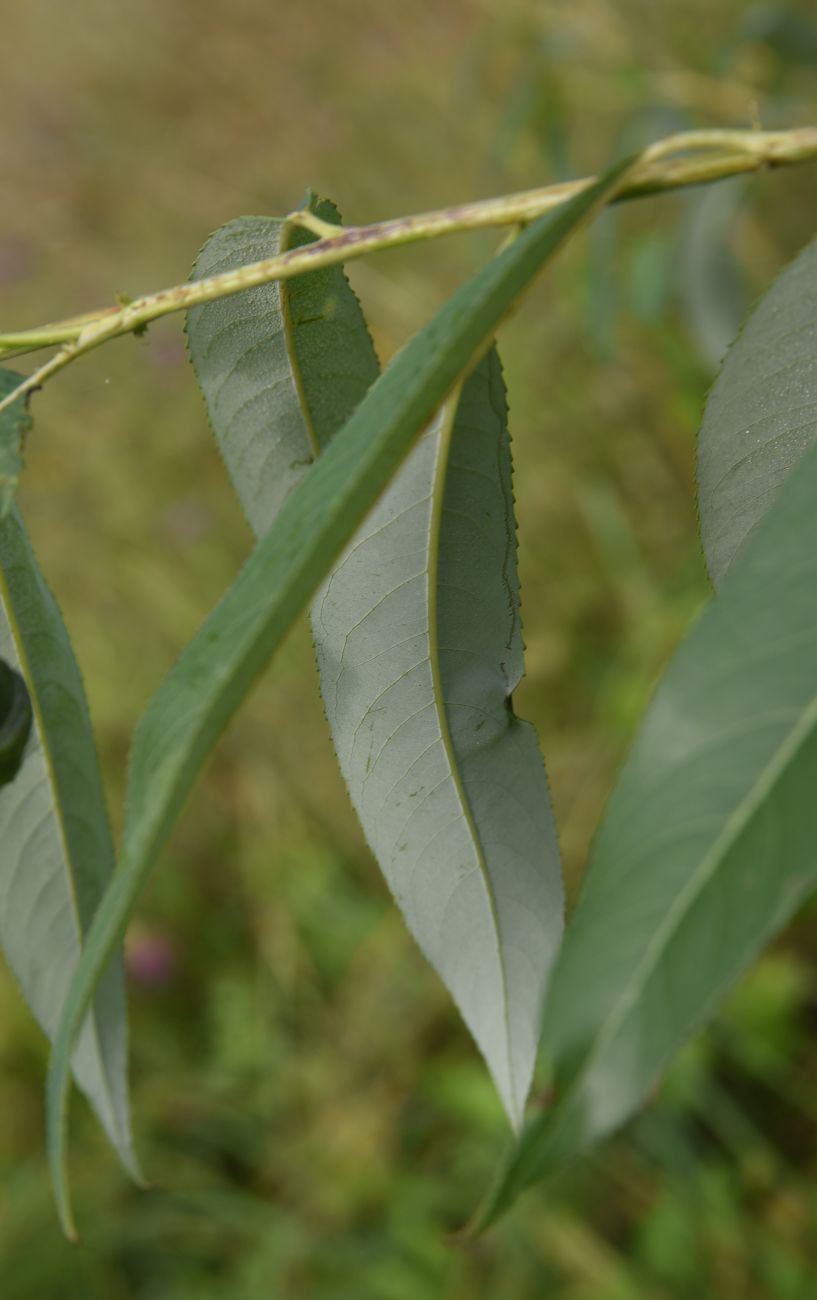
<box><xmin>0</xmin><ymin>127</ymin><xmax>815</xmax><ymax>416</ymax></box>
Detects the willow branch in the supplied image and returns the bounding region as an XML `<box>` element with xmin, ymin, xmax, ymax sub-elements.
<box><xmin>0</xmin><ymin>127</ymin><xmax>815</xmax><ymax>416</ymax></box>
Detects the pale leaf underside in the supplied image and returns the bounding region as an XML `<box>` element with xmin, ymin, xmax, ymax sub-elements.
<box><xmin>476</xmin><ymin>241</ymin><xmax>817</xmax><ymax>1227</ymax></box>
<box><xmin>313</xmin><ymin>351</ymin><xmax>563</xmax><ymax>1125</ymax></box>
<box><xmin>190</xmin><ymin>205</ymin><xmax>564</xmax><ymax>1124</ymax></box>
<box><xmin>698</xmin><ymin>235</ymin><xmax>817</xmax><ymax>585</ymax></box>
<box><xmin>187</xmin><ymin>200</ymin><xmax>380</xmax><ymax>537</ymax></box>
<box><xmin>47</xmin><ymin>162</ymin><xmax>630</xmax><ymax>1235</ymax></box>
<box><xmin>0</xmin><ymin>506</ymin><xmax>133</xmax><ymax>1170</ymax></box>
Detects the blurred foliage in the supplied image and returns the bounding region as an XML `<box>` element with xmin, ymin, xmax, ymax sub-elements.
<box><xmin>1</xmin><ymin>0</ymin><xmax>817</xmax><ymax>1295</ymax></box>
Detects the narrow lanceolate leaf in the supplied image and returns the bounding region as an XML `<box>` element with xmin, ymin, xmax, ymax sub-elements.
<box><xmin>48</xmin><ymin>157</ymin><xmax>632</xmax><ymax>1236</ymax></box>
<box><xmin>0</xmin><ymin>368</ymin><xmax>32</xmax><ymax>518</ymax></box>
<box><xmin>0</xmin><ymin>501</ymin><xmax>135</xmax><ymax>1180</ymax></box>
<box><xmin>187</xmin><ymin>197</ymin><xmax>379</xmax><ymax>537</ymax></box>
<box><xmin>314</xmin><ymin>352</ymin><xmax>563</xmax><ymax>1127</ymax></box>
<box><xmin>189</xmin><ymin>205</ymin><xmax>563</xmax><ymax>1127</ymax></box>
<box><xmin>698</xmin><ymin>235</ymin><xmax>817</xmax><ymax>585</ymax></box>
<box><xmin>472</xmin><ymin>422</ymin><xmax>817</xmax><ymax>1233</ymax></box>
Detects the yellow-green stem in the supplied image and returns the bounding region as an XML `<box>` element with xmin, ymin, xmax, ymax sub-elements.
<box><xmin>0</xmin><ymin>127</ymin><xmax>815</xmax><ymax>416</ymax></box>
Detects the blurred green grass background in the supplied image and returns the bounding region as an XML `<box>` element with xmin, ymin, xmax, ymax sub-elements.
<box><xmin>2</xmin><ymin>1</ymin><xmax>817</xmax><ymax>1295</ymax></box>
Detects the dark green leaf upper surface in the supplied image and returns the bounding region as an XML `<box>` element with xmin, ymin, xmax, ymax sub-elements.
<box><xmin>474</xmin><ymin>423</ymin><xmax>817</xmax><ymax>1231</ymax></box>
<box><xmin>187</xmin><ymin>200</ymin><xmax>380</xmax><ymax>535</ymax></box>
<box><xmin>0</xmin><ymin>504</ymin><xmax>134</xmax><ymax>1173</ymax></box>
<box><xmin>47</xmin><ymin>159</ymin><xmax>630</xmax><ymax>1236</ymax></box>
<box><xmin>0</xmin><ymin>369</ymin><xmax>32</xmax><ymax>518</ymax></box>
<box><xmin>698</xmin><ymin>236</ymin><xmax>817</xmax><ymax>584</ymax></box>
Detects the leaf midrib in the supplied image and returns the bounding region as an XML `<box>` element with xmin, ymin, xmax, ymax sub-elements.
<box><xmin>426</xmin><ymin>384</ymin><xmax>518</xmax><ymax>1128</ymax></box>
<box><xmin>0</xmin><ymin>544</ymin><xmax>122</xmax><ymax>1140</ymax></box>
<box><xmin>561</xmin><ymin>679</ymin><xmax>817</xmax><ymax>1122</ymax></box>
<box><xmin>279</xmin><ymin>217</ymin><xmax>322</xmax><ymax>463</ymax></box>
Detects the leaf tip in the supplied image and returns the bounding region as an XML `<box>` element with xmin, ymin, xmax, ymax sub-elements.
<box><xmin>54</xmin><ymin>1167</ymin><xmax>79</xmax><ymax>1244</ymax></box>
<box><xmin>455</xmin><ymin>1180</ymin><xmax>506</xmax><ymax>1242</ymax></box>
<box><xmin>120</xmin><ymin>1137</ymin><xmax>148</xmax><ymax>1189</ymax></box>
